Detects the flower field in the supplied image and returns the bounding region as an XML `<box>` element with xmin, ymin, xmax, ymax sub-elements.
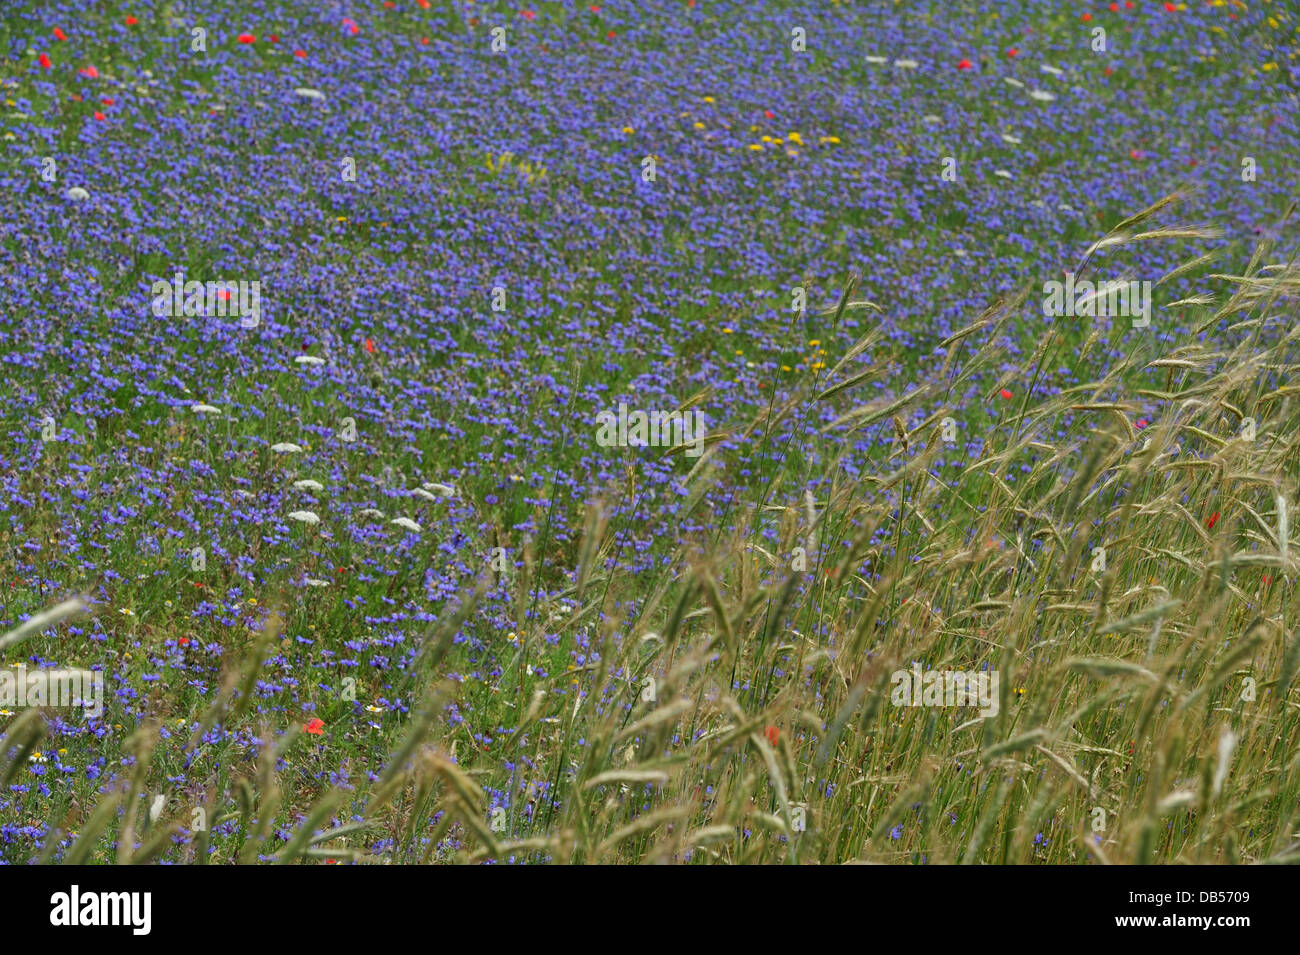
<box><xmin>1</xmin><ymin>0</ymin><xmax>1299</xmax><ymax>865</ymax></box>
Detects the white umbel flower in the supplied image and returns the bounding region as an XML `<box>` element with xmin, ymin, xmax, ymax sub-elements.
<box><xmin>287</xmin><ymin>510</ymin><xmax>320</xmax><ymax>525</ymax></box>
<box><xmin>893</xmin><ymin>59</ymin><xmax>918</xmax><ymax>69</ymax></box>
<box><xmin>295</xmin><ymin>355</ymin><xmax>325</xmax><ymax>366</ymax></box>
<box><xmin>421</xmin><ymin>482</ymin><xmax>457</xmax><ymax>498</ymax></box>
<box><xmin>271</xmin><ymin>442</ymin><xmax>303</xmax><ymax>453</ymax></box>
<box><xmin>1029</xmin><ymin>89</ymin><xmax>1056</xmax><ymax>102</ymax></box>
<box><xmin>304</xmin><ymin>578</ymin><xmax>330</xmax><ymax>587</ymax></box>
<box><xmin>357</xmin><ymin>508</ymin><xmax>385</xmax><ymax>519</ymax></box>
<box><xmin>191</xmin><ymin>404</ymin><xmax>221</xmax><ymax>414</ymax></box>
<box><xmin>294</xmin><ymin>88</ymin><xmax>325</xmax><ymax>100</ymax></box>
<box><xmin>293</xmin><ymin>480</ymin><xmax>324</xmax><ymax>492</ymax></box>
<box><xmin>66</xmin><ymin>187</ymin><xmax>90</xmax><ymax>201</ymax></box>
<box><xmin>390</xmin><ymin>517</ymin><xmax>421</xmax><ymax>532</ymax></box>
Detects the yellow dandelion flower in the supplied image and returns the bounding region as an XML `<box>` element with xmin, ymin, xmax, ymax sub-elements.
<box><xmin>621</xmin><ymin>125</ymin><xmax>634</xmax><ymax>133</ymax></box>
<box><xmin>703</xmin><ymin>96</ymin><xmax>715</xmax><ymax>103</ymax></box>
<box><xmin>693</xmin><ymin>122</ymin><xmax>705</xmax><ymax>129</ymax></box>
<box><xmin>722</xmin><ymin>326</ymin><xmax>734</xmax><ymax>333</ymax></box>
<box><xmin>748</xmin><ymin>143</ymin><xmax>763</xmax><ymax>151</ymax></box>
<box><xmin>819</xmin><ymin>136</ymin><xmax>841</xmax><ymax>145</ymax></box>
<box><xmin>787</xmin><ymin>132</ymin><xmax>803</xmax><ymax>145</ymax></box>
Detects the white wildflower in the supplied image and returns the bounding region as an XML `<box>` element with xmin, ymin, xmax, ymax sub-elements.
<box><xmin>293</xmin><ymin>480</ymin><xmax>324</xmax><ymax>492</ymax></box>
<box><xmin>190</xmin><ymin>404</ymin><xmax>221</xmax><ymax>414</ymax></box>
<box><xmin>390</xmin><ymin>517</ymin><xmax>421</xmax><ymax>533</ymax></box>
<box><xmin>287</xmin><ymin>510</ymin><xmax>320</xmax><ymax>525</ymax></box>
<box><xmin>271</xmin><ymin>442</ymin><xmax>303</xmax><ymax>454</ymax></box>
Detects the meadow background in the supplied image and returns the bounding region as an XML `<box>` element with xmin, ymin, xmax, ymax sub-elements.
<box><xmin>0</xmin><ymin>0</ymin><xmax>1298</xmax><ymax>864</ymax></box>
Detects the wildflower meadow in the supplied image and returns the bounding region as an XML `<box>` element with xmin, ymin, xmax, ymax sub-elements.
<box><xmin>1</xmin><ymin>0</ymin><xmax>1299</xmax><ymax>903</ymax></box>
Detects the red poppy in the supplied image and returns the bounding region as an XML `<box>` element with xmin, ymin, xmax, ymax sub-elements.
<box><xmin>53</xmin><ymin>28</ymin><xmax>67</xmax><ymax>41</ymax></box>
<box><xmin>305</xmin><ymin>718</ymin><xmax>325</xmax><ymax>735</ymax></box>
<box><xmin>590</xmin><ymin>4</ymin><xmax>602</xmax><ymax>10</ymax></box>
<box><xmin>1103</xmin><ymin>66</ymin><xmax>1114</xmax><ymax>76</ymax></box>
<box><xmin>93</xmin><ymin>111</ymin><xmax>105</xmax><ymax>120</ymax></box>
<box><xmin>1081</xmin><ymin>12</ymin><xmax>1092</xmax><ymax>22</ymax></box>
<box><xmin>79</xmin><ymin>65</ymin><xmax>99</xmax><ymax>78</ymax></box>
<box><xmin>1206</xmin><ymin>511</ymin><xmax>1220</xmax><ymax>530</ymax></box>
<box><xmin>763</xmin><ymin>109</ymin><xmax>774</xmax><ymax>119</ymax></box>
<box><xmin>1000</xmin><ymin>388</ymin><xmax>1013</xmax><ymax>400</ymax></box>
<box><xmin>1130</xmin><ymin>149</ymin><xmax>1142</xmax><ymax>160</ymax></box>
<box><xmin>418</xmin><ymin>0</ymin><xmax>431</xmax><ymax>6</ymax></box>
<box><xmin>125</xmin><ymin>16</ymin><xmax>138</xmax><ymax>26</ymax></box>
<box><xmin>1109</xmin><ymin>2</ymin><xmax>1119</xmax><ymax>9</ymax></box>
<box><xmin>1125</xmin><ymin>1</ymin><xmax>1133</xmax><ymax>6</ymax></box>
<box><xmin>365</xmin><ymin>338</ymin><xmax>376</xmax><ymax>353</ymax></box>
<box><xmin>1006</xmin><ymin>47</ymin><xmax>1018</xmax><ymax>57</ymax></box>
<box><xmin>957</xmin><ymin>58</ymin><xmax>972</xmax><ymax>69</ymax></box>
<box><xmin>178</xmin><ymin>636</ymin><xmax>190</xmax><ymax>646</ymax></box>
<box><xmin>421</xmin><ymin>37</ymin><xmax>429</xmax><ymax>45</ymax></box>
<box><xmin>1136</xmin><ymin>418</ymin><xmax>1147</xmax><ymax>429</ymax></box>
<box><xmin>1164</xmin><ymin>1</ymin><xmax>1176</xmax><ymax>9</ymax></box>
<box><xmin>607</xmin><ymin>30</ymin><xmax>616</xmax><ymax>38</ymax></box>
<box><xmin>38</xmin><ymin>53</ymin><xmax>51</xmax><ymax>69</ymax></box>
<box><xmin>293</xmin><ymin>49</ymin><xmax>307</xmax><ymax>58</ymax></box>
<box><xmin>765</xmin><ymin>725</ymin><xmax>779</xmax><ymax>746</ymax></box>
<box><xmin>237</xmin><ymin>33</ymin><xmax>256</xmax><ymax>44</ymax></box>
<box><xmin>521</xmin><ymin>9</ymin><xmax>537</xmax><ymax>19</ymax></box>
<box><xmin>268</xmin><ymin>35</ymin><xmax>279</xmax><ymax>43</ymax></box>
